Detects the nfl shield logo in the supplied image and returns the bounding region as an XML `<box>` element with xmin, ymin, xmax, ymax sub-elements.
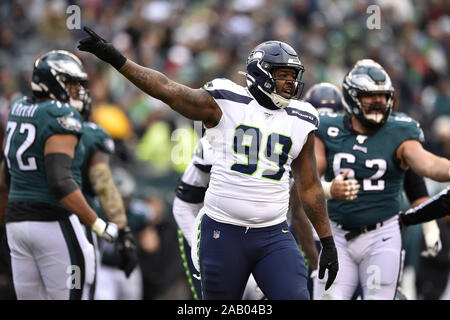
<box><xmin>213</xmin><ymin>230</ymin><xmax>220</xmax><ymax>239</ymax></box>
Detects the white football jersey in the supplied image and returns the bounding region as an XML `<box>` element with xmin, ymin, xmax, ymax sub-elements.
<box><xmin>182</xmin><ymin>136</ymin><xmax>213</xmax><ymax>188</ymax></box>
<box><xmin>202</xmin><ymin>78</ymin><xmax>319</xmax><ymax>227</ymax></box>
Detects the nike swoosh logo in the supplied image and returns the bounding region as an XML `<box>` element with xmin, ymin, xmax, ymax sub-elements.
<box><xmin>382</xmin><ymin>237</ymin><xmax>392</xmax><ymax>242</ymax></box>
<box><xmin>282</xmin><ymin>229</ymin><xmax>290</xmax><ymax>233</ymax></box>
<box><xmin>192</xmin><ymin>274</ymin><xmax>201</xmax><ymax>280</ymax></box>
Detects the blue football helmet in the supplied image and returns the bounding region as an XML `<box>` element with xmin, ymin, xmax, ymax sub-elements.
<box><xmin>304</xmin><ymin>82</ymin><xmax>343</xmax><ymax>114</ymax></box>
<box><xmin>245</xmin><ymin>41</ymin><xmax>305</xmax><ymax>108</ymax></box>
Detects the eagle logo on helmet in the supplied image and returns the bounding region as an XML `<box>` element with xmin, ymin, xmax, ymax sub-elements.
<box><xmin>342</xmin><ymin>59</ymin><xmax>395</xmax><ymax>129</ymax></box>
<box><xmin>32</xmin><ymin>50</ymin><xmax>91</xmax><ymax>120</ymax></box>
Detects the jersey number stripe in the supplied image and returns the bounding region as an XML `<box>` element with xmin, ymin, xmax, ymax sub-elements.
<box><xmin>231</xmin><ymin>124</ymin><xmax>292</xmax><ymax>181</ymax></box>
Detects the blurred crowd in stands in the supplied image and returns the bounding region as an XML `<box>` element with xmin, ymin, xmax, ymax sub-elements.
<box><xmin>0</xmin><ymin>0</ymin><xmax>448</xmax><ymax>299</ymax></box>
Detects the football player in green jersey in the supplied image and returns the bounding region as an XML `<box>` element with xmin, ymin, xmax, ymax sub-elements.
<box><xmin>314</xmin><ymin>59</ymin><xmax>450</xmax><ymax>300</ymax></box>
<box><xmin>304</xmin><ymin>82</ymin><xmax>438</xmax><ymax>300</ymax></box>
<box><xmin>79</xmin><ymin>119</ymin><xmax>139</xmax><ymax>299</ymax></box>
<box><xmin>0</xmin><ymin>50</ymin><xmax>118</xmax><ymax>300</ymax></box>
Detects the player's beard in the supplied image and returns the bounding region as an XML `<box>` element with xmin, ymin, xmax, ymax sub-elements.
<box><xmin>361</xmin><ymin>101</ymin><xmax>389</xmax><ymax>126</ymax></box>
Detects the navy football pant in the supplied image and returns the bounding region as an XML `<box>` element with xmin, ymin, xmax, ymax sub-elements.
<box><xmin>198</xmin><ymin>214</ymin><xmax>309</xmax><ymax>300</ymax></box>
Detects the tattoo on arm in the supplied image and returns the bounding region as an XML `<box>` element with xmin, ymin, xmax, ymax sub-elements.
<box><xmin>120</xmin><ymin>61</ymin><xmax>167</xmax><ymax>94</ymax></box>
<box><xmin>120</xmin><ymin>60</ymin><xmax>219</xmax><ymax>124</ymax></box>
<box><xmin>302</xmin><ymin>191</ymin><xmax>331</xmax><ymax>238</ymax></box>
<box><xmin>89</xmin><ymin>162</ymin><xmax>127</xmax><ymax>229</ymax></box>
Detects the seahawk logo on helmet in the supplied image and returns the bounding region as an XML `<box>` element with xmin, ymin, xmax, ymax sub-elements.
<box><xmin>342</xmin><ymin>59</ymin><xmax>395</xmax><ymax>129</ymax></box>
<box><xmin>244</xmin><ymin>41</ymin><xmax>305</xmax><ymax>109</ymax></box>
<box><xmin>32</xmin><ymin>50</ymin><xmax>91</xmax><ymax>120</ymax></box>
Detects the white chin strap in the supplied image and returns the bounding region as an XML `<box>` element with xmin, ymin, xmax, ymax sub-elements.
<box><xmin>269</xmin><ymin>92</ymin><xmax>291</xmax><ymax>108</ymax></box>
<box><xmin>244</xmin><ymin>74</ymin><xmax>291</xmax><ymax>109</ymax></box>
<box><xmin>257</xmin><ymin>84</ymin><xmax>291</xmax><ymax>109</ymax></box>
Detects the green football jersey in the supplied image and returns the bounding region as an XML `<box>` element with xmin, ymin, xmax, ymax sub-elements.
<box><xmin>316</xmin><ymin>112</ymin><xmax>424</xmax><ymax>227</ymax></box>
<box><xmin>5</xmin><ymin>97</ymin><xmax>84</xmax><ymax>207</ymax></box>
<box><xmin>80</xmin><ymin>121</ymin><xmax>115</xmax><ymax>214</ymax></box>
<box><xmin>102</xmin><ymin>198</ymin><xmax>150</xmax><ymax>266</ymax></box>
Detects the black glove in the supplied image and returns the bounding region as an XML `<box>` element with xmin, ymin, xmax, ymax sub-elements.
<box><xmin>77</xmin><ymin>26</ymin><xmax>126</xmax><ymax>70</ymax></box>
<box><xmin>116</xmin><ymin>227</ymin><xmax>139</xmax><ymax>278</ymax></box>
<box><xmin>318</xmin><ymin>236</ymin><xmax>339</xmax><ymax>290</ymax></box>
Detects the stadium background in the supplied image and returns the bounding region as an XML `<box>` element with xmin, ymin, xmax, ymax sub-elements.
<box><xmin>0</xmin><ymin>0</ymin><xmax>449</xmax><ymax>300</ymax></box>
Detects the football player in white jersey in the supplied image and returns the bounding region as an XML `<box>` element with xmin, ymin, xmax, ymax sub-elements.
<box><xmin>174</xmin><ymin>136</ymin><xmax>320</xmax><ymax>299</ymax></box>
<box><xmin>173</xmin><ymin>136</ymin><xmax>264</xmax><ymax>300</ymax></box>
<box><xmin>78</xmin><ymin>28</ymin><xmax>338</xmax><ymax>299</ymax></box>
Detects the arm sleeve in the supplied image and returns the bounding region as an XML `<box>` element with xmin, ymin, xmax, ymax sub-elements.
<box><xmin>44</xmin><ymin>153</ymin><xmax>80</xmax><ymax>199</ymax></box>
<box><xmin>173</xmin><ymin>165</ymin><xmax>208</xmax><ymax>243</ymax></box>
<box><xmin>403</xmin><ymin>169</ymin><xmax>429</xmax><ymax>203</ymax></box>
<box><xmin>173</xmin><ymin>138</ymin><xmax>211</xmax><ymax>243</ymax></box>
<box><xmin>172</xmin><ymin>197</ymin><xmax>202</xmax><ymax>247</ymax></box>
<box><xmin>401</xmin><ymin>186</ymin><xmax>450</xmax><ymax>225</ymax></box>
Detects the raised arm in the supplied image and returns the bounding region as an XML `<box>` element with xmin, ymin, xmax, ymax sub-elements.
<box><xmin>397</xmin><ymin>140</ymin><xmax>450</xmax><ymax>182</ymax></box>
<box><xmin>78</xmin><ymin>27</ymin><xmax>221</xmax><ymax>128</ymax></box>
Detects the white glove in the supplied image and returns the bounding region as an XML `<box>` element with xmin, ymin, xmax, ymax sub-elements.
<box><xmin>421</xmin><ymin>220</ymin><xmax>442</xmax><ymax>258</ymax></box>
<box><xmin>91</xmin><ymin>218</ymin><xmax>119</xmax><ymax>242</ymax></box>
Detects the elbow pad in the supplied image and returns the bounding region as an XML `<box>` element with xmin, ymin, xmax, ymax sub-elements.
<box><xmin>175</xmin><ymin>180</ymin><xmax>207</xmax><ymax>204</ymax></box>
<box><xmin>44</xmin><ymin>153</ymin><xmax>80</xmax><ymax>199</ymax></box>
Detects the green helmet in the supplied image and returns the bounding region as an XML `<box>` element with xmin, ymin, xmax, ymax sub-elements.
<box><xmin>342</xmin><ymin>59</ymin><xmax>395</xmax><ymax>129</ymax></box>
<box><xmin>31</xmin><ymin>50</ymin><xmax>91</xmax><ymax>120</ymax></box>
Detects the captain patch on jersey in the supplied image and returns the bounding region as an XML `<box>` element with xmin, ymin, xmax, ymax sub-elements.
<box><xmin>316</xmin><ymin>112</ymin><xmax>423</xmax><ymax>228</ymax></box>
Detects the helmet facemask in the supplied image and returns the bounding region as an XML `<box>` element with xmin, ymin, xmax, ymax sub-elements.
<box><xmin>32</xmin><ymin>50</ymin><xmax>91</xmax><ymax>120</ymax></box>
<box><xmin>342</xmin><ymin>59</ymin><xmax>395</xmax><ymax>129</ymax></box>
<box><xmin>244</xmin><ymin>42</ymin><xmax>305</xmax><ymax>109</ymax></box>
<box><xmin>358</xmin><ymin>93</ymin><xmax>393</xmax><ymax>127</ymax></box>
<box><xmin>64</xmin><ymin>77</ymin><xmax>91</xmax><ymax>120</ymax></box>
<box><xmin>272</xmin><ymin>67</ymin><xmax>304</xmax><ymax>100</ymax></box>
<box><xmin>346</xmin><ymin>89</ymin><xmax>394</xmax><ymax>129</ymax></box>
